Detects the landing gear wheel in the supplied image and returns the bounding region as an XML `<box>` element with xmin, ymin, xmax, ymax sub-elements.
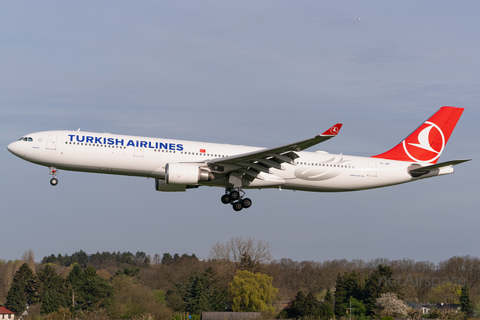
<box><xmin>230</xmin><ymin>190</ymin><xmax>240</xmax><ymax>200</ymax></box>
<box><xmin>232</xmin><ymin>201</ymin><xmax>243</xmax><ymax>211</ymax></box>
<box><xmin>221</xmin><ymin>194</ymin><xmax>231</xmax><ymax>204</ymax></box>
<box><xmin>50</xmin><ymin>178</ymin><xmax>58</xmax><ymax>186</ymax></box>
<box><xmin>241</xmin><ymin>198</ymin><xmax>252</xmax><ymax>209</ymax></box>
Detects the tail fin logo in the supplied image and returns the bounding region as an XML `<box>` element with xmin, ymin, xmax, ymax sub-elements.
<box><xmin>403</xmin><ymin>121</ymin><xmax>445</xmax><ymax>163</ymax></box>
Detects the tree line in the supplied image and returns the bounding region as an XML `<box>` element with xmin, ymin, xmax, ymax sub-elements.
<box><xmin>0</xmin><ymin>238</ymin><xmax>479</xmax><ymax>320</ymax></box>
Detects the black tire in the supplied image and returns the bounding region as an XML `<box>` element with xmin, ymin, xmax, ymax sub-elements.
<box><xmin>232</xmin><ymin>201</ymin><xmax>243</xmax><ymax>211</ymax></box>
<box><xmin>230</xmin><ymin>190</ymin><xmax>240</xmax><ymax>200</ymax></box>
<box><xmin>221</xmin><ymin>194</ymin><xmax>231</xmax><ymax>204</ymax></box>
<box><xmin>241</xmin><ymin>198</ymin><xmax>252</xmax><ymax>209</ymax></box>
<box><xmin>50</xmin><ymin>178</ymin><xmax>58</xmax><ymax>186</ymax></box>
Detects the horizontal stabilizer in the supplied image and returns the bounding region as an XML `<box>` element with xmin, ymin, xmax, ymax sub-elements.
<box><xmin>409</xmin><ymin>159</ymin><xmax>471</xmax><ymax>173</ymax></box>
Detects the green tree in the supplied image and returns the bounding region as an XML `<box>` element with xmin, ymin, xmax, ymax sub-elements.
<box><xmin>75</xmin><ymin>266</ymin><xmax>114</xmax><ymax>310</ymax></box>
<box><xmin>5</xmin><ymin>282</ymin><xmax>27</xmax><ymax>314</ymax></box>
<box><xmin>289</xmin><ymin>291</ymin><xmax>306</xmax><ymax>318</ymax></box>
<box><xmin>166</xmin><ymin>283</ymin><xmax>186</xmax><ymax>312</ymax></box>
<box><xmin>228</xmin><ymin>270</ymin><xmax>278</xmax><ymax>312</ymax></box>
<box><xmin>162</xmin><ymin>253</ymin><xmax>174</xmax><ymax>265</ymax></box>
<box><xmin>184</xmin><ymin>267</ymin><xmax>225</xmax><ymax>314</ymax></box>
<box><xmin>335</xmin><ymin>271</ymin><xmax>362</xmax><ymax>316</ymax></box>
<box><xmin>5</xmin><ymin>263</ymin><xmax>38</xmax><ymax>314</ymax></box>
<box><xmin>363</xmin><ymin>265</ymin><xmax>401</xmax><ymax>315</ymax></box>
<box><xmin>318</xmin><ymin>301</ymin><xmax>335</xmax><ymax>320</ymax></box>
<box><xmin>304</xmin><ymin>292</ymin><xmax>321</xmax><ymax>317</ymax></box>
<box><xmin>324</xmin><ymin>287</ymin><xmax>334</xmax><ymax>306</ymax></box>
<box><xmin>37</xmin><ymin>265</ymin><xmax>64</xmax><ymax>301</ymax></box>
<box><xmin>65</xmin><ymin>264</ymin><xmax>82</xmax><ymax>310</ymax></box>
<box><xmin>41</xmin><ymin>289</ymin><xmax>66</xmax><ymax>315</ymax></box>
<box><xmin>430</xmin><ymin>282</ymin><xmax>461</xmax><ymax>304</ymax></box>
<box><xmin>460</xmin><ymin>285</ymin><xmax>473</xmax><ymax>320</ymax></box>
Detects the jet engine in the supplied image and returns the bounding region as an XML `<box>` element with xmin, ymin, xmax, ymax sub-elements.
<box><xmin>165</xmin><ymin>163</ymin><xmax>214</xmax><ymax>185</ymax></box>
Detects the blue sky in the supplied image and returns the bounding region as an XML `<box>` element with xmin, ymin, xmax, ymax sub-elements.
<box><xmin>1</xmin><ymin>1</ymin><xmax>479</xmax><ymax>263</ymax></box>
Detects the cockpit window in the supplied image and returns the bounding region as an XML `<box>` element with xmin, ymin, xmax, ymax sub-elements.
<box><xmin>23</xmin><ymin>138</ymin><xmax>28</xmax><ymax>141</ymax></box>
<box><xmin>18</xmin><ymin>137</ymin><xmax>24</xmax><ymax>141</ymax></box>
<box><xmin>28</xmin><ymin>138</ymin><xmax>33</xmax><ymax>142</ymax></box>
<box><xmin>19</xmin><ymin>137</ymin><xmax>33</xmax><ymax>142</ymax></box>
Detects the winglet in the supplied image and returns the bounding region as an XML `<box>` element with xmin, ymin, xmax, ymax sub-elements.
<box><xmin>321</xmin><ymin>123</ymin><xmax>343</xmax><ymax>136</ymax></box>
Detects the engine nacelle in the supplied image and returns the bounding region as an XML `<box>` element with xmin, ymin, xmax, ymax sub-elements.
<box><xmin>165</xmin><ymin>163</ymin><xmax>214</xmax><ymax>185</ymax></box>
<box><xmin>155</xmin><ymin>178</ymin><xmax>186</xmax><ymax>192</ymax></box>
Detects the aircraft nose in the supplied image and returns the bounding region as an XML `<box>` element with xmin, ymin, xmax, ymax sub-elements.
<box><xmin>7</xmin><ymin>141</ymin><xmax>24</xmax><ymax>158</ymax></box>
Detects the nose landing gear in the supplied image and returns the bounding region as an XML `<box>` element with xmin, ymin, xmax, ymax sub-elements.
<box><xmin>49</xmin><ymin>167</ymin><xmax>58</xmax><ymax>186</ymax></box>
<box><xmin>220</xmin><ymin>188</ymin><xmax>252</xmax><ymax>211</ymax></box>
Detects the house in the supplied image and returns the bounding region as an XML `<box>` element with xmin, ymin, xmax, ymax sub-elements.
<box><xmin>410</xmin><ymin>304</ymin><xmax>431</xmax><ymax>315</ymax></box>
<box><xmin>201</xmin><ymin>312</ymin><xmax>261</xmax><ymax>320</ymax></box>
<box><xmin>0</xmin><ymin>307</ymin><xmax>14</xmax><ymax>320</ymax></box>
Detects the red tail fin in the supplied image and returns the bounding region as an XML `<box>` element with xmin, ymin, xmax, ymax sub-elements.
<box><xmin>371</xmin><ymin>106</ymin><xmax>464</xmax><ymax>164</ymax></box>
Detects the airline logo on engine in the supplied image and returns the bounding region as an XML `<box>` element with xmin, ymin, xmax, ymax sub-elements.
<box><xmin>402</xmin><ymin>121</ymin><xmax>444</xmax><ymax>163</ymax></box>
<box><xmin>68</xmin><ymin>134</ymin><xmax>184</xmax><ymax>151</ymax></box>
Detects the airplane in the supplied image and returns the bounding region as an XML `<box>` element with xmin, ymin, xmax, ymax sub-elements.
<box><xmin>7</xmin><ymin>106</ymin><xmax>470</xmax><ymax>211</ymax></box>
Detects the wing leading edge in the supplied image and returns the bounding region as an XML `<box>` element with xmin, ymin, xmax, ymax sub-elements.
<box><xmin>205</xmin><ymin>123</ymin><xmax>343</xmax><ymax>180</ymax></box>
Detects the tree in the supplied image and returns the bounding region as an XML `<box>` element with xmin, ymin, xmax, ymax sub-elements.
<box><xmin>304</xmin><ymin>292</ymin><xmax>321</xmax><ymax>317</ymax></box>
<box><xmin>184</xmin><ymin>267</ymin><xmax>226</xmax><ymax>314</ymax></box>
<box><xmin>5</xmin><ymin>263</ymin><xmax>38</xmax><ymax>313</ymax></box>
<box><xmin>341</xmin><ymin>297</ymin><xmax>366</xmax><ymax>319</ymax></box>
<box><xmin>374</xmin><ymin>292</ymin><xmax>409</xmax><ymax>318</ymax></box>
<box><xmin>228</xmin><ymin>270</ymin><xmax>277</xmax><ymax>312</ymax></box>
<box><xmin>324</xmin><ymin>287</ymin><xmax>334</xmax><ymax>305</ymax></box>
<box><xmin>152</xmin><ymin>253</ymin><xmax>162</xmax><ymax>265</ymax></box>
<box><xmin>37</xmin><ymin>265</ymin><xmax>64</xmax><ymax>299</ymax></box>
<box><xmin>21</xmin><ymin>250</ymin><xmax>36</xmax><ymax>275</ymax></box>
<box><xmin>162</xmin><ymin>253</ymin><xmax>174</xmax><ymax>265</ymax></box>
<box><xmin>318</xmin><ymin>301</ymin><xmax>335</xmax><ymax>320</ymax></box>
<box><xmin>460</xmin><ymin>285</ymin><xmax>473</xmax><ymax>320</ymax></box>
<box><xmin>107</xmin><ymin>281</ymin><xmax>174</xmax><ymax>320</ymax></box>
<box><xmin>288</xmin><ymin>291</ymin><xmax>306</xmax><ymax>318</ymax></box>
<box><xmin>37</xmin><ymin>265</ymin><xmax>66</xmax><ymax>314</ymax></box>
<box><xmin>364</xmin><ymin>265</ymin><xmax>401</xmax><ymax>315</ymax></box>
<box><xmin>209</xmin><ymin>236</ymin><xmax>272</xmax><ymax>266</ymax></box>
<box><xmin>334</xmin><ymin>271</ymin><xmax>362</xmax><ymax>316</ymax></box>
<box><xmin>75</xmin><ymin>266</ymin><xmax>114</xmax><ymax>310</ymax></box>
<box><xmin>41</xmin><ymin>289</ymin><xmax>66</xmax><ymax>315</ymax></box>
<box><xmin>65</xmin><ymin>264</ymin><xmax>82</xmax><ymax>309</ymax></box>
<box><xmin>5</xmin><ymin>282</ymin><xmax>27</xmax><ymax>314</ymax></box>
<box><xmin>429</xmin><ymin>282</ymin><xmax>461</xmax><ymax>304</ymax></box>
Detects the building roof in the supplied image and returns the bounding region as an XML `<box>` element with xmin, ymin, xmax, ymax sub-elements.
<box><xmin>0</xmin><ymin>307</ymin><xmax>14</xmax><ymax>314</ymax></box>
<box><xmin>202</xmin><ymin>312</ymin><xmax>261</xmax><ymax>320</ymax></box>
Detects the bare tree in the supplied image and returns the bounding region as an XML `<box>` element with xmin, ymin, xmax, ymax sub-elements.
<box><xmin>152</xmin><ymin>253</ymin><xmax>161</xmax><ymax>266</ymax></box>
<box><xmin>433</xmin><ymin>308</ymin><xmax>466</xmax><ymax>320</ymax></box>
<box><xmin>21</xmin><ymin>249</ymin><xmax>36</xmax><ymax>274</ymax></box>
<box><xmin>209</xmin><ymin>236</ymin><xmax>272</xmax><ymax>265</ymax></box>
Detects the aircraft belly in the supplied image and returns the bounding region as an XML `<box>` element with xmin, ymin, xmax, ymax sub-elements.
<box><xmin>280</xmin><ymin>167</ymin><xmax>411</xmax><ymax>192</ymax></box>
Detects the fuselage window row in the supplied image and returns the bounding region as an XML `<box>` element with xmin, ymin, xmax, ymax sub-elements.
<box><xmin>65</xmin><ymin>141</ymin><xmax>126</xmax><ymax>149</ymax></box>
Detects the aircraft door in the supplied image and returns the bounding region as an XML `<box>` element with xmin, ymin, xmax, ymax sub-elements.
<box><xmin>367</xmin><ymin>161</ymin><xmax>377</xmax><ymax>177</ymax></box>
<box><xmin>134</xmin><ymin>147</ymin><xmax>144</xmax><ymax>157</ymax></box>
<box><xmin>46</xmin><ymin>135</ymin><xmax>57</xmax><ymax>150</ymax></box>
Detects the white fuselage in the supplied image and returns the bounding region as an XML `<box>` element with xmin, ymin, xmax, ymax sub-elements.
<box><xmin>7</xmin><ymin>130</ymin><xmax>449</xmax><ymax>192</ymax></box>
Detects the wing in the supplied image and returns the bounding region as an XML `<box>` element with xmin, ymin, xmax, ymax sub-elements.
<box><xmin>206</xmin><ymin>123</ymin><xmax>343</xmax><ymax>182</ymax></box>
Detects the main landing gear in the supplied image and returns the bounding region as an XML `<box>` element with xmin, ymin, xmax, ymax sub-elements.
<box><xmin>49</xmin><ymin>167</ymin><xmax>58</xmax><ymax>186</ymax></box>
<box><xmin>221</xmin><ymin>188</ymin><xmax>252</xmax><ymax>211</ymax></box>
